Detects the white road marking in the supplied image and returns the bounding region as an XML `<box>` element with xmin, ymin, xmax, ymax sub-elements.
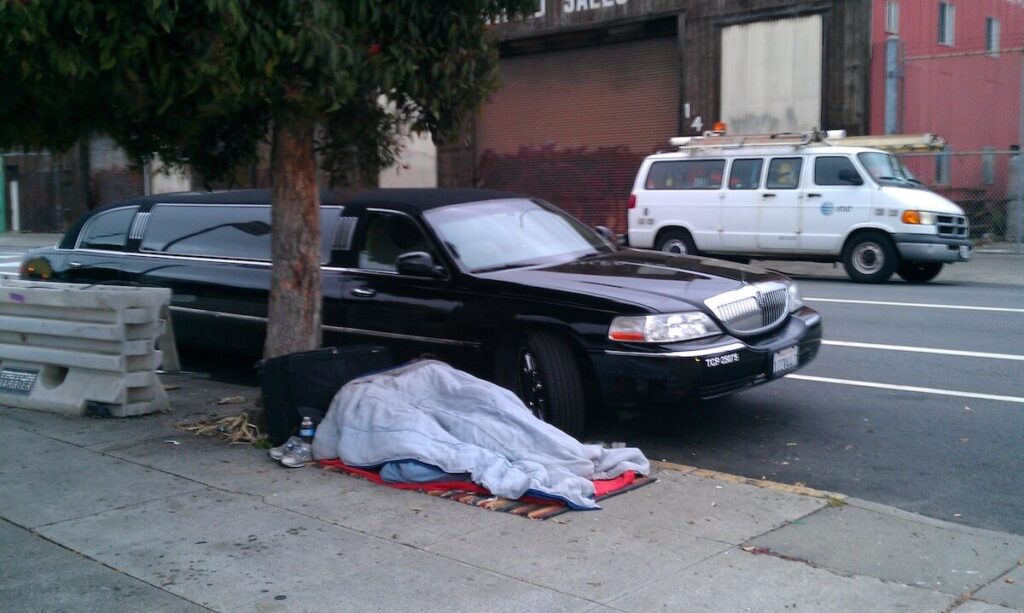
<box><xmin>785</xmin><ymin>374</ymin><xmax>1024</xmax><ymax>404</ymax></box>
<box><xmin>822</xmin><ymin>340</ymin><xmax>1024</xmax><ymax>362</ymax></box>
<box><xmin>806</xmin><ymin>297</ymin><xmax>1024</xmax><ymax>314</ymax></box>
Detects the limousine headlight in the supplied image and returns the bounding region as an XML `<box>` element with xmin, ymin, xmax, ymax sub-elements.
<box><xmin>787</xmin><ymin>282</ymin><xmax>803</xmax><ymax>312</ymax></box>
<box><xmin>609</xmin><ymin>312</ymin><xmax>721</xmax><ymax>343</ymax></box>
<box><xmin>901</xmin><ymin>210</ymin><xmax>935</xmax><ymax>225</ymax></box>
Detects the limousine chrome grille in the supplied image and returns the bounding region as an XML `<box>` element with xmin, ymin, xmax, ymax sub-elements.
<box><xmin>936</xmin><ymin>214</ymin><xmax>968</xmax><ymax>239</ymax></box>
<box><xmin>704</xmin><ymin>282</ymin><xmax>789</xmax><ymax>336</ymax></box>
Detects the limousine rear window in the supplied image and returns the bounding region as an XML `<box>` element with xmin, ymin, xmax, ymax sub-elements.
<box><xmin>139</xmin><ymin>204</ymin><xmax>343</xmax><ymax>263</ymax></box>
<box><xmin>78</xmin><ymin>206</ymin><xmax>139</xmax><ymax>251</ymax></box>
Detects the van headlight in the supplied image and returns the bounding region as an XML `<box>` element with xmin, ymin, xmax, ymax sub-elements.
<box><xmin>901</xmin><ymin>210</ymin><xmax>936</xmax><ymax>225</ymax></box>
<box><xmin>609</xmin><ymin>312</ymin><xmax>721</xmax><ymax>343</ymax></box>
<box><xmin>787</xmin><ymin>282</ymin><xmax>803</xmax><ymax>312</ymax></box>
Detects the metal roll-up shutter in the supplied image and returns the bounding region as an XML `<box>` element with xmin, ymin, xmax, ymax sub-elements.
<box><xmin>476</xmin><ymin>36</ymin><xmax>680</xmax><ymax>233</ymax></box>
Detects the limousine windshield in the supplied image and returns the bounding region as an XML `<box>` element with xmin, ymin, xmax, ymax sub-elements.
<box><xmin>424</xmin><ymin>198</ymin><xmax>614</xmax><ymax>273</ymax></box>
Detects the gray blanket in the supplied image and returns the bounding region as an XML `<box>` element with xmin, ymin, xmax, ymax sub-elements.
<box><xmin>312</xmin><ymin>360</ymin><xmax>649</xmax><ymax>509</ymax></box>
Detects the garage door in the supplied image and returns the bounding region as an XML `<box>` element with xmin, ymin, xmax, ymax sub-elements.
<box><xmin>476</xmin><ymin>36</ymin><xmax>680</xmax><ymax>233</ymax></box>
<box><xmin>720</xmin><ymin>15</ymin><xmax>823</xmax><ymax>135</ymax></box>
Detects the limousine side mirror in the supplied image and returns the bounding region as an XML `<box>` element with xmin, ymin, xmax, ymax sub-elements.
<box><xmin>594</xmin><ymin>225</ymin><xmax>613</xmax><ymax>240</ymax></box>
<box><xmin>396</xmin><ymin>251</ymin><xmax>446</xmax><ymax>278</ymax></box>
<box><xmin>839</xmin><ymin>169</ymin><xmax>864</xmax><ymax>186</ymax></box>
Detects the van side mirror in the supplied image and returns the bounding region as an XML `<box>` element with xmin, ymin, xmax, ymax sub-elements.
<box><xmin>396</xmin><ymin>251</ymin><xmax>446</xmax><ymax>278</ymax></box>
<box><xmin>839</xmin><ymin>169</ymin><xmax>864</xmax><ymax>185</ymax></box>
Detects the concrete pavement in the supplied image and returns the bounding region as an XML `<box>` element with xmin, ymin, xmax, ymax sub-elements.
<box><xmin>2</xmin><ymin>371</ymin><xmax>1022</xmax><ymax>612</ymax></box>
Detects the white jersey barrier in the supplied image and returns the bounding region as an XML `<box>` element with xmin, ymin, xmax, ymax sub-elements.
<box><xmin>0</xmin><ymin>279</ymin><xmax>179</xmax><ymax>417</ymax></box>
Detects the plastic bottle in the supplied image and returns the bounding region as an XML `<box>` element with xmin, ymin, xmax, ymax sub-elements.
<box><xmin>298</xmin><ymin>416</ymin><xmax>315</xmax><ymax>444</ymax></box>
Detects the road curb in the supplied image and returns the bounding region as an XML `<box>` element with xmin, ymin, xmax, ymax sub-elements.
<box><xmin>651</xmin><ymin>459</ymin><xmax>847</xmax><ymax>503</ymax></box>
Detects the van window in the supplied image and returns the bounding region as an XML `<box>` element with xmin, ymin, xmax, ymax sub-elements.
<box><xmin>645</xmin><ymin>160</ymin><xmax>725</xmax><ymax>190</ymax></box>
<box><xmin>728</xmin><ymin>159</ymin><xmax>763</xmax><ymax>190</ymax></box>
<box><xmin>78</xmin><ymin>207</ymin><xmax>138</xmax><ymax>251</ymax></box>
<box><xmin>814</xmin><ymin>156</ymin><xmax>863</xmax><ymax>186</ymax></box>
<box><xmin>766</xmin><ymin>158</ymin><xmax>802</xmax><ymax>190</ymax></box>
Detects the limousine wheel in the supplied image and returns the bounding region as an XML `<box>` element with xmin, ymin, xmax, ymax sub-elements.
<box><xmin>897</xmin><ymin>262</ymin><xmax>943</xmax><ymax>283</ymax></box>
<box><xmin>842</xmin><ymin>232</ymin><xmax>896</xmax><ymax>283</ymax></box>
<box><xmin>655</xmin><ymin>230</ymin><xmax>697</xmax><ymax>256</ymax></box>
<box><xmin>495</xmin><ymin>330</ymin><xmax>586</xmax><ymax>437</ymax></box>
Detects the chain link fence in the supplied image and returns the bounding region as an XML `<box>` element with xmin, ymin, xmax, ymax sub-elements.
<box><xmin>896</xmin><ymin>150</ymin><xmax>1024</xmax><ymax>250</ymax></box>
<box><xmin>894</xmin><ymin>39</ymin><xmax>1024</xmax><ymax>252</ymax></box>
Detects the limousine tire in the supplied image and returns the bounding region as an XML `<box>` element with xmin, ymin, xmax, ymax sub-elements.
<box><xmin>897</xmin><ymin>262</ymin><xmax>943</xmax><ymax>283</ymax></box>
<box><xmin>495</xmin><ymin>330</ymin><xmax>586</xmax><ymax>437</ymax></box>
<box><xmin>842</xmin><ymin>232</ymin><xmax>897</xmax><ymax>283</ymax></box>
<box><xmin>655</xmin><ymin>229</ymin><xmax>698</xmax><ymax>256</ymax></box>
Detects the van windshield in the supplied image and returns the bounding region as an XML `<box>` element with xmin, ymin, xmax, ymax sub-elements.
<box><xmin>857</xmin><ymin>152</ymin><xmax>922</xmax><ymax>188</ymax></box>
<box><xmin>424</xmin><ymin>198</ymin><xmax>614</xmax><ymax>273</ymax></box>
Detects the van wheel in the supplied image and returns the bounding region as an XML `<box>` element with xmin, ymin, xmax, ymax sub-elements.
<box><xmin>656</xmin><ymin>230</ymin><xmax>697</xmax><ymax>255</ymax></box>
<box><xmin>897</xmin><ymin>262</ymin><xmax>943</xmax><ymax>283</ymax></box>
<box><xmin>494</xmin><ymin>330</ymin><xmax>586</xmax><ymax>437</ymax></box>
<box><xmin>842</xmin><ymin>232</ymin><xmax>897</xmax><ymax>283</ymax></box>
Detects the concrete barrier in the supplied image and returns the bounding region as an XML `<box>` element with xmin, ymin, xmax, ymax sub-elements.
<box><xmin>0</xmin><ymin>279</ymin><xmax>178</xmax><ymax>417</ymax></box>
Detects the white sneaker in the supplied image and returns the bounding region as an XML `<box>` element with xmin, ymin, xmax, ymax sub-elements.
<box><xmin>280</xmin><ymin>442</ymin><xmax>313</xmax><ymax>468</ymax></box>
<box><xmin>268</xmin><ymin>436</ymin><xmax>304</xmax><ymax>461</ymax></box>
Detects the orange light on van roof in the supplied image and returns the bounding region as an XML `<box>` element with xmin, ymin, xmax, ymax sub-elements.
<box><xmin>712</xmin><ymin>121</ymin><xmax>727</xmax><ymax>132</ymax></box>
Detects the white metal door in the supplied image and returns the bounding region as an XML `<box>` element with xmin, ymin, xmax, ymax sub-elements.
<box><xmin>720</xmin><ymin>15</ymin><xmax>823</xmax><ymax>135</ymax></box>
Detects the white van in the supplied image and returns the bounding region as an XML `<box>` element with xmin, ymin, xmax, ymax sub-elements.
<box><xmin>626</xmin><ymin>130</ymin><xmax>972</xmax><ymax>283</ymax></box>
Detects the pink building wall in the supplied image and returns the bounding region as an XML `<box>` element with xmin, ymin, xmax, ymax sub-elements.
<box><xmin>869</xmin><ymin>0</ymin><xmax>1024</xmax><ymax>195</ymax></box>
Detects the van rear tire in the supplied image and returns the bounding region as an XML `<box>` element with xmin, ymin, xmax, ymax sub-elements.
<box><xmin>656</xmin><ymin>230</ymin><xmax>698</xmax><ymax>256</ymax></box>
<box><xmin>842</xmin><ymin>232</ymin><xmax>897</xmax><ymax>283</ymax></box>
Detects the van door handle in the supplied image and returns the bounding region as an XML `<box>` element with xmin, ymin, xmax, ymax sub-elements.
<box><xmin>68</xmin><ymin>261</ymin><xmax>83</xmax><ymax>268</ymax></box>
<box><xmin>762</xmin><ymin>193</ymin><xmax>776</xmax><ymax>199</ymax></box>
<box><xmin>351</xmin><ymin>288</ymin><xmax>376</xmax><ymax>297</ymax></box>
<box><xmin>806</xmin><ymin>193</ymin><xmax>822</xmax><ymax>198</ymax></box>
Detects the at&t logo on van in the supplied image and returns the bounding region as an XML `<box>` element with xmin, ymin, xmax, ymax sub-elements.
<box><xmin>820</xmin><ymin>202</ymin><xmax>851</xmax><ymax>215</ymax></box>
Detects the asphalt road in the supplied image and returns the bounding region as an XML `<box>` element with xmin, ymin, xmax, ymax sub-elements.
<box><xmin>595</xmin><ymin>258</ymin><xmax>1024</xmax><ymax>536</ymax></box>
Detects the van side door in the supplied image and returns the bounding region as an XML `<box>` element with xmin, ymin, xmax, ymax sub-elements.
<box><xmin>719</xmin><ymin>158</ymin><xmax>764</xmax><ymax>251</ymax></box>
<box><xmin>801</xmin><ymin>155</ymin><xmax>871</xmax><ymax>253</ymax></box>
<box><xmin>756</xmin><ymin>157</ymin><xmax>804</xmax><ymax>251</ymax></box>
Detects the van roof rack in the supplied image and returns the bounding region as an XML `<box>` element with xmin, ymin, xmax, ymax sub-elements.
<box><xmin>823</xmin><ymin>132</ymin><xmax>946</xmax><ymax>151</ymax></box>
<box><xmin>669</xmin><ymin>130</ymin><xmax>825</xmax><ymax>150</ymax></box>
<box><xmin>668</xmin><ymin>130</ymin><xmax>946</xmax><ymax>152</ymax></box>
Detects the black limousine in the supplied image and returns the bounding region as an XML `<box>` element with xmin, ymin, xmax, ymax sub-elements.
<box><xmin>21</xmin><ymin>188</ymin><xmax>821</xmax><ymax>436</ymax></box>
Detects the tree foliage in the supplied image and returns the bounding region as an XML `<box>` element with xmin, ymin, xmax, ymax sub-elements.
<box><xmin>2</xmin><ymin>0</ymin><xmax>534</xmax><ymax>183</ymax></box>
<box><xmin>2</xmin><ymin>0</ymin><xmax>533</xmax><ymax>363</ymax></box>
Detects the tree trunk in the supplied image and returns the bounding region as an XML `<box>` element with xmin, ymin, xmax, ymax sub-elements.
<box><xmin>264</xmin><ymin>109</ymin><xmax>322</xmax><ymax>359</ymax></box>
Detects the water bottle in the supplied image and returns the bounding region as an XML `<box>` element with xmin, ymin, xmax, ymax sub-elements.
<box><xmin>298</xmin><ymin>416</ymin><xmax>315</xmax><ymax>444</ymax></box>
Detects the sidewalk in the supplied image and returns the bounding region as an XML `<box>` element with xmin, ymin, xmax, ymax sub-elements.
<box><xmin>1</xmin><ymin>372</ymin><xmax>1022</xmax><ymax>612</ymax></box>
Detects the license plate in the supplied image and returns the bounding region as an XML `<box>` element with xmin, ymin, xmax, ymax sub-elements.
<box><xmin>959</xmin><ymin>245</ymin><xmax>971</xmax><ymax>260</ymax></box>
<box><xmin>772</xmin><ymin>346</ymin><xmax>799</xmax><ymax>377</ymax></box>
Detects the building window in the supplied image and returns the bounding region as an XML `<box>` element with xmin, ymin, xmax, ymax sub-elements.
<box><xmin>935</xmin><ymin>145</ymin><xmax>952</xmax><ymax>185</ymax></box>
<box><xmin>987</xmin><ymin>17</ymin><xmax>1001</xmax><ymax>56</ymax></box>
<box><xmin>938</xmin><ymin>2</ymin><xmax>955</xmax><ymax>46</ymax></box>
<box><xmin>886</xmin><ymin>1</ymin><xmax>900</xmax><ymax>34</ymax></box>
<box><xmin>982</xmin><ymin>147</ymin><xmax>996</xmax><ymax>185</ymax></box>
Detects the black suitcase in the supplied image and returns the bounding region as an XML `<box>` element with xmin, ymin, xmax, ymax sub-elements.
<box><xmin>257</xmin><ymin>345</ymin><xmax>394</xmax><ymax>445</ymax></box>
